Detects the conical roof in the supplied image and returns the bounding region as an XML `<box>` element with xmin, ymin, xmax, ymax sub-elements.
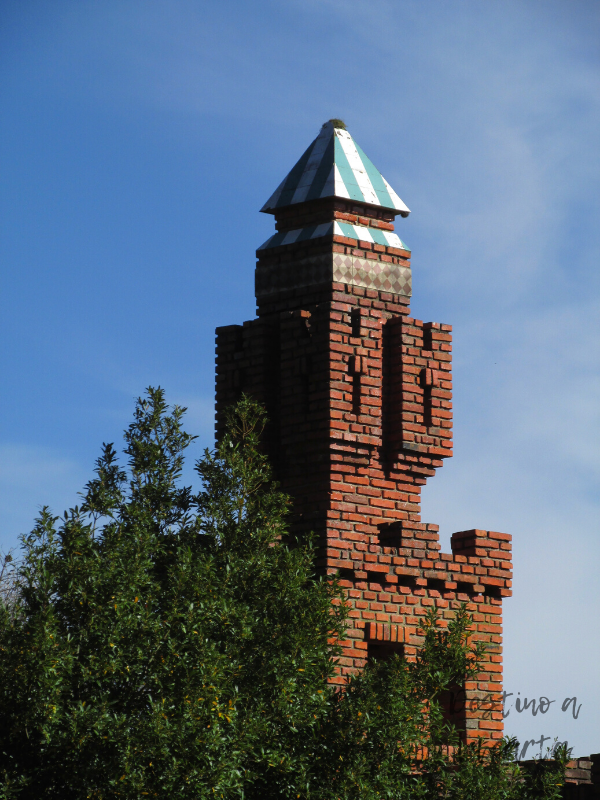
<box><xmin>261</xmin><ymin>121</ymin><xmax>410</xmax><ymax>216</ymax></box>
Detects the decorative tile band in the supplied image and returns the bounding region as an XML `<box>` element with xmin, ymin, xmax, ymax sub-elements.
<box><xmin>258</xmin><ymin>221</ymin><xmax>410</xmax><ymax>252</ymax></box>
<box><xmin>255</xmin><ymin>253</ymin><xmax>412</xmax><ymax>299</ymax></box>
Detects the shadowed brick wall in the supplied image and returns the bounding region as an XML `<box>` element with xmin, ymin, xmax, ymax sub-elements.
<box><xmin>215</xmin><ymin>192</ymin><xmax>513</xmax><ymax>743</ymax></box>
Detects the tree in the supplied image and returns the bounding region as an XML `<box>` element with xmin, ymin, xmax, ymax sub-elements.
<box><xmin>0</xmin><ymin>390</ymin><xmax>568</xmax><ymax>799</ymax></box>
<box><xmin>0</xmin><ymin>552</ymin><xmax>19</xmax><ymax>620</ymax></box>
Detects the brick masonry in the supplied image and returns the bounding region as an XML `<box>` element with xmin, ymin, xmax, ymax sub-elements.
<box><xmin>520</xmin><ymin>755</ymin><xmax>600</xmax><ymax>798</ymax></box>
<box><xmin>563</xmin><ymin>755</ymin><xmax>600</xmax><ymax>798</ymax></box>
<box><xmin>215</xmin><ymin>189</ymin><xmax>513</xmax><ymax>743</ymax></box>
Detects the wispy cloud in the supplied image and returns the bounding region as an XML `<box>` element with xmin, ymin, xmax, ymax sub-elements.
<box><xmin>0</xmin><ymin>444</ymin><xmax>86</xmax><ymax>550</ymax></box>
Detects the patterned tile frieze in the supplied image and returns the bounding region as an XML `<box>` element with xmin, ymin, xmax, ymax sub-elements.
<box><xmin>261</xmin><ymin>121</ymin><xmax>410</xmax><ymax>216</ymax></box>
<box><xmin>334</xmin><ymin>254</ymin><xmax>412</xmax><ymax>296</ymax></box>
<box><xmin>258</xmin><ymin>221</ymin><xmax>410</xmax><ymax>252</ymax></box>
<box><xmin>255</xmin><ymin>253</ymin><xmax>412</xmax><ymax>299</ymax></box>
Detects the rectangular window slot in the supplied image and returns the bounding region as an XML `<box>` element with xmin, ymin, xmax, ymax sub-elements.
<box><xmin>440</xmin><ymin>684</ymin><xmax>467</xmax><ymax>731</ymax></box>
<box><xmin>428</xmin><ymin>578</ymin><xmax>445</xmax><ymax>594</ymax></box>
<box><xmin>422</xmin><ymin>326</ymin><xmax>433</xmax><ymax>351</ymax></box>
<box><xmin>455</xmin><ymin>581</ymin><xmax>474</xmax><ymax>595</ymax></box>
<box><xmin>377</xmin><ymin>522</ymin><xmax>403</xmax><ymax>547</ymax></box>
<box><xmin>336</xmin><ymin>567</ymin><xmax>355</xmax><ymax>581</ymax></box>
<box><xmin>366</xmin><ymin>571</ymin><xmax>389</xmax><ymax>586</ymax></box>
<box><xmin>352</xmin><ymin>373</ymin><xmax>361</xmax><ymax>415</ymax></box>
<box><xmin>423</xmin><ymin>386</ymin><xmax>433</xmax><ymax>428</ymax></box>
<box><xmin>351</xmin><ymin>308</ymin><xmax>361</xmax><ymax>338</ymax></box>
<box><xmin>368</xmin><ymin>641</ymin><xmax>404</xmax><ymax>663</ymax></box>
<box><xmin>420</xmin><ymin>368</ymin><xmax>435</xmax><ymax>429</ymax></box>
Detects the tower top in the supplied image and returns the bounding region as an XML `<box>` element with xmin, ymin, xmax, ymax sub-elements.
<box><xmin>261</xmin><ymin>120</ymin><xmax>410</xmax><ymax>217</ymax></box>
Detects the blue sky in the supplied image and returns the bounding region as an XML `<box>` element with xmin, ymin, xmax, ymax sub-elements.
<box><xmin>1</xmin><ymin>0</ymin><xmax>599</xmax><ymax>755</ymax></box>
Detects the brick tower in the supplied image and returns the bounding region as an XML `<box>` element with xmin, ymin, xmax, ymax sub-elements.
<box><xmin>215</xmin><ymin>120</ymin><xmax>513</xmax><ymax>742</ymax></box>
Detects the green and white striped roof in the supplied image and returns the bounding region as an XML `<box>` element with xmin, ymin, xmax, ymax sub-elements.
<box><xmin>261</xmin><ymin>121</ymin><xmax>410</xmax><ymax>216</ymax></box>
<box><xmin>258</xmin><ymin>221</ymin><xmax>410</xmax><ymax>252</ymax></box>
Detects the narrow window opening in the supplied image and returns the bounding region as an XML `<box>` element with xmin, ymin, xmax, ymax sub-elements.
<box><xmin>423</xmin><ymin>386</ymin><xmax>433</xmax><ymax>428</ymax></box>
<box><xmin>422</xmin><ymin>326</ymin><xmax>433</xmax><ymax>352</ymax></box>
<box><xmin>440</xmin><ymin>683</ymin><xmax>467</xmax><ymax>731</ymax></box>
<box><xmin>366</xmin><ymin>571</ymin><xmax>389</xmax><ymax>587</ymax></box>
<box><xmin>377</xmin><ymin>521</ymin><xmax>403</xmax><ymax>547</ymax></box>
<box><xmin>352</xmin><ymin>373</ymin><xmax>361</xmax><ymax>415</ymax></box>
<box><xmin>420</xmin><ymin>368</ymin><xmax>434</xmax><ymax>429</ymax></box>
<box><xmin>428</xmin><ymin>578</ymin><xmax>446</xmax><ymax>595</ymax></box>
<box><xmin>351</xmin><ymin>308</ymin><xmax>361</xmax><ymax>339</ymax></box>
<box><xmin>397</xmin><ymin>575</ymin><xmax>416</xmax><ymax>590</ymax></box>
<box><xmin>368</xmin><ymin>641</ymin><xmax>404</xmax><ymax>663</ymax></box>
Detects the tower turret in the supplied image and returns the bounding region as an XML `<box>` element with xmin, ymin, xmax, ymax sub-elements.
<box><xmin>215</xmin><ymin>121</ymin><xmax>512</xmax><ymax>743</ymax></box>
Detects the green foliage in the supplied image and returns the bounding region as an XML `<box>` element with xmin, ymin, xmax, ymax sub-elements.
<box><xmin>0</xmin><ymin>551</ymin><xmax>19</xmax><ymax>619</ymax></box>
<box><xmin>436</xmin><ymin>737</ymin><xmax>570</xmax><ymax>800</ymax></box>
<box><xmin>0</xmin><ymin>390</ymin><xmax>568</xmax><ymax>799</ymax></box>
<box><xmin>516</xmin><ymin>743</ymin><xmax>571</xmax><ymax>800</ymax></box>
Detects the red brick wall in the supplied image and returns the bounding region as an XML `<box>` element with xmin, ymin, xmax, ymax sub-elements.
<box><xmin>215</xmin><ymin>200</ymin><xmax>512</xmax><ymax>742</ymax></box>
